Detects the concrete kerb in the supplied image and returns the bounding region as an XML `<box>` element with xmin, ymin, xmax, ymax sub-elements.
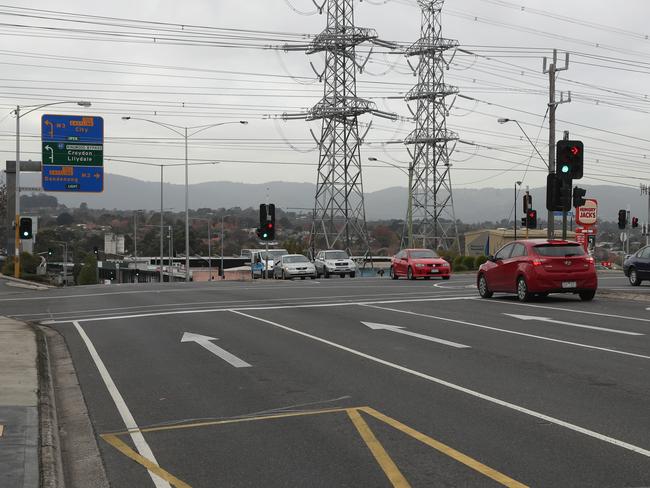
<box><xmin>38</xmin><ymin>326</ymin><xmax>110</xmax><ymax>488</ymax></box>
<box><xmin>0</xmin><ymin>273</ymin><xmax>54</xmax><ymax>290</ymax></box>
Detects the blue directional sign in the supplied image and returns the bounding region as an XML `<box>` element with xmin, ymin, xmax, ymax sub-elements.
<box><xmin>41</xmin><ymin>114</ymin><xmax>103</xmax><ymax>143</ymax></box>
<box><xmin>42</xmin><ymin>166</ymin><xmax>104</xmax><ymax>192</ymax></box>
<box><xmin>41</xmin><ymin>114</ymin><xmax>104</xmax><ymax>193</ymax></box>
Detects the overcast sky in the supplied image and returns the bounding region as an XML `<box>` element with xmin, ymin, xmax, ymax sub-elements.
<box><xmin>1</xmin><ymin>0</ymin><xmax>649</xmax><ymax>195</ymax></box>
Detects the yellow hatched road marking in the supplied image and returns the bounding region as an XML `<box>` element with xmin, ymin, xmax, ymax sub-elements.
<box><xmin>360</xmin><ymin>407</ymin><xmax>529</xmax><ymax>488</ymax></box>
<box><xmin>101</xmin><ymin>434</ymin><xmax>192</xmax><ymax>488</ymax></box>
<box><xmin>347</xmin><ymin>409</ymin><xmax>411</xmax><ymax>488</ymax></box>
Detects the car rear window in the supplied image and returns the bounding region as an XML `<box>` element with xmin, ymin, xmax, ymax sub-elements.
<box><xmin>409</xmin><ymin>250</ymin><xmax>439</xmax><ymax>259</ymax></box>
<box><xmin>534</xmin><ymin>244</ymin><xmax>585</xmax><ymax>257</ymax></box>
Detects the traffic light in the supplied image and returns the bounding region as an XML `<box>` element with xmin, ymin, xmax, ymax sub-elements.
<box><xmin>632</xmin><ymin>217</ymin><xmax>639</xmax><ymax>228</ymax></box>
<box><xmin>618</xmin><ymin>209</ymin><xmax>627</xmax><ymax>229</ymax></box>
<box><xmin>19</xmin><ymin>217</ymin><xmax>33</xmax><ymax>240</ymax></box>
<box><xmin>258</xmin><ymin>203</ymin><xmax>276</xmax><ymax>241</ymax></box>
<box><xmin>47</xmin><ymin>248</ymin><xmax>54</xmax><ymax>257</ymax></box>
<box><xmin>526</xmin><ymin>209</ymin><xmax>537</xmax><ymax>229</ymax></box>
<box><xmin>523</xmin><ymin>193</ymin><xmax>532</xmax><ymax>213</ymax></box>
<box><xmin>556</xmin><ymin>140</ymin><xmax>584</xmax><ymax>180</ymax></box>
<box><xmin>572</xmin><ymin>187</ymin><xmax>587</xmax><ymax>208</ymax></box>
<box><xmin>546</xmin><ymin>173</ymin><xmax>572</xmax><ymax>212</ymax></box>
<box><xmin>93</xmin><ymin>246</ymin><xmax>99</xmax><ymax>256</ymax></box>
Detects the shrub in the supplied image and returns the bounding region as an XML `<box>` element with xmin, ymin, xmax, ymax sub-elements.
<box><xmin>474</xmin><ymin>255</ymin><xmax>488</xmax><ymax>268</ymax></box>
<box><xmin>77</xmin><ymin>255</ymin><xmax>98</xmax><ymax>285</ymax></box>
<box><xmin>463</xmin><ymin>256</ymin><xmax>476</xmax><ymax>270</ymax></box>
<box><xmin>454</xmin><ymin>263</ymin><xmax>468</xmax><ymax>272</ymax></box>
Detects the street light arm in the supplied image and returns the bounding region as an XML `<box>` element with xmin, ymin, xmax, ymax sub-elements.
<box><xmin>498</xmin><ymin>118</ymin><xmax>548</xmax><ymax>169</ymax></box>
<box><xmin>367</xmin><ymin>157</ymin><xmax>410</xmax><ymax>177</ymax></box>
<box><xmin>186</xmin><ymin>120</ymin><xmax>248</xmax><ymax>138</ymax></box>
<box><xmin>18</xmin><ymin>100</ymin><xmax>91</xmax><ymax>118</ymax></box>
<box><xmin>121</xmin><ymin>117</ymin><xmax>186</xmax><ymax>137</ymax></box>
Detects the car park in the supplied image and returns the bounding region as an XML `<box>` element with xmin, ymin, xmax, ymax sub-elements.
<box><xmin>623</xmin><ymin>245</ymin><xmax>650</xmax><ymax>286</ymax></box>
<box><xmin>389</xmin><ymin>248</ymin><xmax>451</xmax><ymax>280</ymax></box>
<box><xmin>477</xmin><ymin>239</ymin><xmax>597</xmax><ymax>301</ymax></box>
<box><xmin>273</xmin><ymin>254</ymin><xmax>317</xmax><ymax>280</ymax></box>
<box><xmin>313</xmin><ymin>250</ymin><xmax>357</xmax><ymax>278</ymax></box>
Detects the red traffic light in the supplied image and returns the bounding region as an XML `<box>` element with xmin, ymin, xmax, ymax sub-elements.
<box><xmin>266</xmin><ymin>223</ymin><xmax>273</xmax><ymax>229</ymax></box>
<box><xmin>570</xmin><ymin>145</ymin><xmax>580</xmax><ymax>156</ymax></box>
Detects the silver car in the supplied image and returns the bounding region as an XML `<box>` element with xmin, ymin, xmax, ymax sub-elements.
<box><xmin>273</xmin><ymin>254</ymin><xmax>317</xmax><ymax>280</ymax></box>
<box><xmin>314</xmin><ymin>250</ymin><xmax>357</xmax><ymax>278</ymax></box>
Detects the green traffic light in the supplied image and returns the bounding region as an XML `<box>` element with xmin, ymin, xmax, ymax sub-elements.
<box><xmin>561</xmin><ymin>164</ymin><xmax>570</xmax><ymax>173</ymax></box>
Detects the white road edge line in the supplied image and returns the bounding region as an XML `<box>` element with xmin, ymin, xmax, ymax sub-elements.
<box><xmin>230</xmin><ymin>310</ymin><xmax>650</xmax><ymax>459</ymax></box>
<box><xmin>41</xmin><ymin>296</ymin><xmax>475</xmax><ymax>324</ymax></box>
<box><xmin>364</xmin><ymin>305</ymin><xmax>650</xmax><ymax>361</ymax></box>
<box><xmin>72</xmin><ymin>321</ymin><xmax>170</xmax><ymax>488</ymax></box>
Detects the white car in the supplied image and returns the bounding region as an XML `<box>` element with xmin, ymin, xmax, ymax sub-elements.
<box><xmin>273</xmin><ymin>254</ymin><xmax>317</xmax><ymax>280</ymax></box>
<box><xmin>314</xmin><ymin>250</ymin><xmax>357</xmax><ymax>278</ymax></box>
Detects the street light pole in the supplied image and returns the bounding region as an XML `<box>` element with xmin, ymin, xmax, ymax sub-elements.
<box><xmin>160</xmin><ymin>165</ymin><xmax>164</xmax><ymax>284</ymax></box>
<box><xmin>122</xmin><ymin>117</ymin><xmax>247</xmax><ymax>283</ymax></box>
<box><xmin>208</xmin><ymin>216</ymin><xmax>212</xmax><ymax>281</ymax></box>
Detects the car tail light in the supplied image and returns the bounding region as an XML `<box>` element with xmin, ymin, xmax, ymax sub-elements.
<box><xmin>532</xmin><ymin>259</ymin><xmax>543</xmax><ymax>267</ymax></box>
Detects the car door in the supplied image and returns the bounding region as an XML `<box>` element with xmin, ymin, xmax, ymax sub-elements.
<box><xmin>638</xmin><ymin>247</ymin><xmax>650</xmax><ymax>278</ymax></box>
<box><xmin>487</xmin><ymin>243</ymin><xmax>514</xmax><ymax>291</ymax></box>
<box><xmin>500</xmin><ymin>243</ymin><xmax>526</xmax><ymax>293</ymax></box>
<box><xmin>314</xmin><ymin>252</ymin><xmax>323</xmax><ymax>274</ymax></box>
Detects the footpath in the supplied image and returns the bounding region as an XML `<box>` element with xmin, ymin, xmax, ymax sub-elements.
<box><xmin>0</xmin><ymin>316</ymin><xmax>39</xmax><ymax>488</ymax></box>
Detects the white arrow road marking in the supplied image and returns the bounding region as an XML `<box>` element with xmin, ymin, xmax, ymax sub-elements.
<box><xmin>181</xmin><ymin>332</ymin><xmax>251</xmax><ymax>368</ymax></box>
<box><xmin>362</xmin><ymin>322</ymin><xmax>471</xmax><ymax>349</ymax></box>
<box><xmin>503</xmin><ymin>314</ymin><xmax>643</xmax><ymax>336</ymax></box>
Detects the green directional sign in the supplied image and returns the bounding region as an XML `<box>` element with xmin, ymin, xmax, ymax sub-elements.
<box><xmin>42</xmin><ymin>142</ymin><xmax>104</xmax><ymax>167</ymax></box>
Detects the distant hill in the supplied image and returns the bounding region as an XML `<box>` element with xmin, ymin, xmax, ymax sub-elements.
<box><xmin>19</xmin><ymin>173</ymin><xmax>647</xmax><ymax>223</ymax></box>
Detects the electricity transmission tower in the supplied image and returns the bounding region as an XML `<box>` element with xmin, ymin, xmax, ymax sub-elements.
<box><xmin>283</xmin><ymin>0</ymin><xmax>395</xmax><ymax>256</ymax></box>
<box><xmin>402</xmin><ymin>0</ymin><xmax>460</xmax><ymax>251</ymax></box>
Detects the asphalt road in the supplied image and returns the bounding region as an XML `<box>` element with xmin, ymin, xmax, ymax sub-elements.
<box><xmin>3</xmin><ymin>272</ymin><xmax>650</xmax><ymax>487</ymax></box>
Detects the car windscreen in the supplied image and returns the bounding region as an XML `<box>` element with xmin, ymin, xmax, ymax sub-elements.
<box><xmin>324</xmin><ymin>251</ymin><xmax>349</xmax><ymax>260</ymax></box>
<box><xmin>534</xmin><ymin>244</ymin><xmax>585</xmax><ymax>257</ymax></box>
<box><xmin>284</xmin><ymin>255</ymin><xmax>308</xmax><ymax>263</ymax></box>
<box><xmin>409</xmin><ymin>250</ymin><xmax>438</xmax><ymax>259</ymax></box>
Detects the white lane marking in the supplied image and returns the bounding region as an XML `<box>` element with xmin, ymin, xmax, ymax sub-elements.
<box><xmin>42</xmin><ymin>296</ymin><xmax>475</xmax><ymax>324</ymax></box>
<box><xmin>71</xmin><ymin>321</ymin><xmax>170</xmax><ymax>488</ymax></box>
<box><xmin>13</xmin><ymin>289</ymin><xmax>455</xmax><ymax>318</ymax></box>
<box><xmin>231</xmin><ymin>311</ymin><xmax>650</xmax><ymax>459</ymax></box>
<box><xmin>181</xmin><ymin>332</ymin><xmax>251</xmax><ymax>368</ymax></box>
<box><xmin>362</xmin><ymin>322</ymin><xmax>470</xmax><ymax>349</ymax></box>
<box><xmin>364</xmin><ymin>305</ymin><xmax>650</xmax><ymax>360</ymax></box>
<box><xmin>503</xmin><ymin>314</ymin><xmax>643</xmax><ymax>336</ymax></box>
<box><xmin>479</xmin><ymin>298</ymin><xmax>650</xmax><ymax>323</ymax></box>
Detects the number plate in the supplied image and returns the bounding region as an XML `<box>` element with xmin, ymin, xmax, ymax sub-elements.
<box><xmin>429</xmin><ymin>269</ymin><xmax>439</xmax><ymax>273</ymax></box>
<box><xmin>562</xmin><ymin>281</ymin><xmax>577</xmax><ymax>289</ymax></box>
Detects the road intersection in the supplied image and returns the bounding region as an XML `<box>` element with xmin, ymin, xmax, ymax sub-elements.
<box><xmin>2</xmin><ymin>273</ymin><xmax>650</xmax><ymax>487</ymax></box>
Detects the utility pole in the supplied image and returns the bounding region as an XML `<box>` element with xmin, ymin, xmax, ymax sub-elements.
<box><xmin>642</xmin><ymin>184</ymin><xmax>650</xmax><ymax>246</ymax></box>
<box><xmin>543</xmin><ymin>49</ymin><xmax>570</xmax><ymax>240</ymax></box>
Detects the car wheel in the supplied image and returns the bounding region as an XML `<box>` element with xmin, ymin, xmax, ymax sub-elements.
<box><xmin>579</xmin><ymin>290</ymin><xmax>596</xmax><ymax>301</ymax></box>
<box><xmin>324</xmin><ymin>268</ymin><xmax>330</xmax><ymax>279</ymax></box>
<box><xmin>350</xmin><ymin>272</ymin><xmax>356</xmax><ymax>278</ymax></box>
<box><xmin>390</xmin><ymin>267</ymin><xmax>398</xmax><ymax>280</ymax></box>
<box><xmin>424</xmin><ymin>276</ymin><xmax>431</xmax><ymax>280</ymax></box>
<box><xmin>478</xmin><ymin>274</ymin><xmax>493</xmax><ymax>298</ymax></box>
<box><xmin>282</xmin><ymin>270</ymin><xmax>287</xmax><ymax>280</ymax></box>
<box><xmin>407</xmin><ymin>267</ymin><xmax>415</xmax><ymax>280</ymax></box>
<box><xmin>517</xmin><ymin>276</ymin><xmax>531</xmax><ymax>302</ymax></box>
<box><xmin>629</xmin><ymin>267</ymin><xmax>642</xmax><ymax>286</ymax></box>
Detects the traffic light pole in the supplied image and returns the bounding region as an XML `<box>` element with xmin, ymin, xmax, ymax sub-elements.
<box><xmin>562</xmin><ymin>132</ymin><xmax>570</xmax><ymax>241</ymax></box>
<box><xmin>14</xmin><ymin>105</ymin><xmax>21</xmax><ymax>278</ymax></box>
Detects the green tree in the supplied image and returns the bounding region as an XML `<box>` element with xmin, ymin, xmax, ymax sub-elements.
<box><xmin>77</xmin><ymin>254</ymin><xmax>98</xmax><ymax>285</ymax></box>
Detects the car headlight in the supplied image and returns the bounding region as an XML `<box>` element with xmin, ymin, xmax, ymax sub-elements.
<box><xmin>415</xmin><ymin>263</ymin><xmax>425</xmax><ymax>268</ymax></box>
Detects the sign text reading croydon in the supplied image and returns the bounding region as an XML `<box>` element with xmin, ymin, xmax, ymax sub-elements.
<box><xmin>41</xmin><ymin>114</ymin><xmax>104</xmax><ymax>192</ymax></box>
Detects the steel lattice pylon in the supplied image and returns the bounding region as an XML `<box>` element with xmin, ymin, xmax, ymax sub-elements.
<box><xmin>403</xmin><ymin>0</ymin><xmax>460</xmax><ymax>251</ymax></box>
<box><xmin>306</xmin><ymin>0</ymin><xmax>376</xmax><ymax>256</ymax></box>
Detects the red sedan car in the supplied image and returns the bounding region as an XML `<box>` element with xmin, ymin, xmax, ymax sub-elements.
<box><xmin>390</xmin><ymin>248</ymin><xmax>451</xmax><ymax>280</ymax></box>
<box><xmin>477</xmin><ymin>239</ymin><xmax>597</xmax><ymax>301</ymax></box>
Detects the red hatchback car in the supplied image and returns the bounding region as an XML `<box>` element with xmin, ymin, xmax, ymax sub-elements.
<box><xmin>477</xmin><ymin>239</ymin><xmax>597</xmax><ymax>301</ymax></box>
<box><xmin>390</xmin><ymin>248</ymin><xmax>451</xmax><ymax>280</ymax></box>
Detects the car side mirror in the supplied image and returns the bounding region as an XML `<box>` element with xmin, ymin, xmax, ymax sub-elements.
<box><xmin>487</xmin><ymin>255</ymin><xmax>496</xmax><ymax>262</ymax></box>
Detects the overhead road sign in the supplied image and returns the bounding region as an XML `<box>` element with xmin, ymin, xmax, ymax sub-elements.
<box><xmin>41</xmin><ymin>114</ymin><xmax>104</xmax><ymax>193</ymax></box>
